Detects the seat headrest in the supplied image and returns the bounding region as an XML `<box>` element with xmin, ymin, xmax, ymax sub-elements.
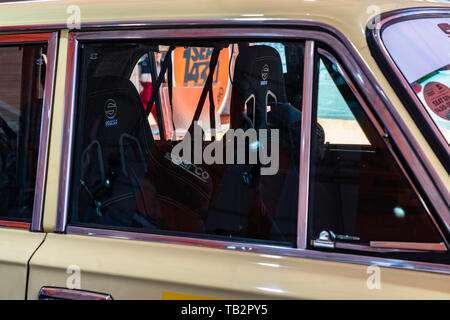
<box><xmin>84</xmin><ymin>76</ymin><xmax>153</xmax><ymax>153</ymax></box>
<box><xmin>230</xmin><ymin>45</ymin><xmax>287</xmax><ymax>129</ymax></box>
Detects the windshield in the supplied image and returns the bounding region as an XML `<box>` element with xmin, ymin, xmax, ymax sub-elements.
<box><xmin>382</xmin><ymin>17</ymin><xmax>450</xmax><ymax>144</ymax></box>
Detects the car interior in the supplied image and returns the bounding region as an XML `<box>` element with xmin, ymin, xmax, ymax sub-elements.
<box><xmin>68</xmin><ymin>39</ymin><xmax>447</xmax><ymax>261</ymax></box>
<box><xmin>70</xmin><ymin>40</ymin><xmax>308</xmax><ymax>247</ymax></box>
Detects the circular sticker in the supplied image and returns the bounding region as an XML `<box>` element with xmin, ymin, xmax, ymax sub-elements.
<box><xmin>423</xmin><ymin>81</ymin><xmax>450</xmax><ymax>120</ymax></box>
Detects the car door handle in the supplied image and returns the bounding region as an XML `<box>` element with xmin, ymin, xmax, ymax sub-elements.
<box><xmin>38</xmin><ymin>287</ymin><xmax>113</xmax><ymax>300</ymax></box>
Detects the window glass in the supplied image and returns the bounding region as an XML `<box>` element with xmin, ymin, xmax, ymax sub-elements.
<box><xmin>308</xmin><ymin>53</ymin><xmax>446</xmax><ymax>258</ymax></box>
<box><xmin>382</xmin><ymin>17</ymin><xmax>450</xmax><ymax>143</ymax></box>
<box><xmin>0</xmin><ymin>44</ymin><xmax>47</xmax><ymax>221</ymax></box>
<box><xmin>69</xmin><ymin>40</ymin><xmax>305</xmax><ymax>247</ymax></box>
<box><xmin>317</xmin><ymin>59</ymin><xmax>369</xmax><ymax>145</ymax></box>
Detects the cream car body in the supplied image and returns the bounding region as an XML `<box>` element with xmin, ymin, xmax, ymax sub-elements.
<box><xmin>0</xmin><ymin>0</ymin><xmax>448</xmax><ymax>299</ymax></box>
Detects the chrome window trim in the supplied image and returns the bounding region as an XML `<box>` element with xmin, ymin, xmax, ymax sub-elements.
<box><xmin>370</xmin><ymin>241</ymin><xmax>447</xmax><ymax>252</ymax></box>
<box><xmin>67</xmin><ymin>225</ymin><xmax>450</xmax><ymax>275</ymax></box>
<box><xmin>55</xmin><ymin>33</ymin><xmax>78</xmax><ymax>232</ymax></box>
<box><xmin>368</xmin><ymin>8</ymin><xmax>450</xmax><ymax>209</ymax></box>
<box><xmin>57</xmin><ymin>24</ymin><xmax>449</xmax><ymax>273</ymax></box>
<box><xmin>0</xmin><ymin>18</ymin><xmax>387</xmax><ymax>34</ymax></box>
<box><xmin>0</xmin><ymin>32</ymin><xmax>58</xmax><ymax>231</ymax></box>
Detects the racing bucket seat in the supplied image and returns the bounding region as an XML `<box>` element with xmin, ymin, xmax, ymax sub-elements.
<box><xmin>78</xmin><ymin>76</ymin><xmax>154</xmax><ymax>227</ymax></box>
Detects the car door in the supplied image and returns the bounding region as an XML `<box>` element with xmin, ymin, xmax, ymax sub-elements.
<box><xmin>0</xmin><ymin>32</ymin><xmax>57</xmax><ymax>299</ymax></box>
<box><xmin>27</xmin><ymin>26</ymin><xmax>450</xmax><ymax>300</ymax></box>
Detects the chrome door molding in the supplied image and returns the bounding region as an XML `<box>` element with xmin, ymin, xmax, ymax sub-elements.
<box><xmin>67</xmin><ymin>225</ymin><xmax>450</xmax><ymax>275</ymax></box>
<box><xmin>56</xmin><ymin>23</ymin><xmax>449</xmax><ymax>273</ymax></box>
<box><xmin>39</xmin><ymin>286</ymin><xmax>113</xmax><ymax>300</ymax></box>
<box><xmin>55</xmin><ymin>33</ymin><xmax>77</xmax><ymax>233</ymax></box>
<box><xmin>366</xmin><ymin>7</ymin><xmax>450</xmax><ymax>205</ymax></box>
<box><xmin>0</xmin><ymin>32</ymin><xmax>58</xmax><ymax>232</ymax></box>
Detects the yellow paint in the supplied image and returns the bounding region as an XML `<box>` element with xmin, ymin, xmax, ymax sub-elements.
<box><xmin>162</xmin><ymin>291</ymin><xmax>220</xmax><ymax>300</ymax></box>
<box><xmin>0</xmin><ymin>0</ymin><xmax>446</xmax><ymax>52</ymax></box>
<box><xmin>0</xmin><ymin>228</ymin><xmax>45</xmax><ymax>299</ymax></box>
<box><xmin>359</xmin><ymin>46</ymin><xmax>450</xmax><ymax>191</ymax></box>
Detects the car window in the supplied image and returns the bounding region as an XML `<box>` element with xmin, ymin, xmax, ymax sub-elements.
<box><xmin>317</xmin><ymin>59</ymin><xmax>370</xmax><ymax>145</ymax></box>
<box><xmin>0</xmin><ymin>44</ymin><xmax>47</xmax><ymax>222</ymax></box>
<box><xmin>69</xmin><ymin>40</ymin><xmax>305</xmax><ymax>247</ymax></box>
<box><xmin>308</xmin><ymin>51</ymin><xmax>447</xmax><ymax>262</ymax></box>
<box><xmin>382</xmin><ymin>17</ymin><xmax>450</xmax><ymax>144</ymax></box>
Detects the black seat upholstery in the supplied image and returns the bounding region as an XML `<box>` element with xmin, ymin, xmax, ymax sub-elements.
<box><xmin>0</xmin><ymin>115</ymin><xmax>17</xmax><ymax>218</ymax></box>
<box><xmin>206</xmin><ymin>45</ymin><xmax>300</xmax><ymax>244</ymax></box>
<box><xmin>230</xmin><ymin>45</ymin><xmax>287</xmax><ymax>130</ymax></box>
<box><xmin>78</xmin><ymin>76</ymin><xmax>154</xmax><ymax>226</ymax></box>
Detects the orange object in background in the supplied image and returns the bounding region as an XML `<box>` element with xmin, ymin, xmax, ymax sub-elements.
<box><xmin>170</xmin><ymin>47</ymin><xmax>231</xmax><ymax>134</ymax></box>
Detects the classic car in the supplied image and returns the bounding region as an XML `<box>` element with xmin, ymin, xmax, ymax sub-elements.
<box><xmin>0</xmin><ymin>0</ymin><xmax>448</xmax><ymax>300</ymax></box>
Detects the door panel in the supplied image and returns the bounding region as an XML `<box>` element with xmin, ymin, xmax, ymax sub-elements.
<box><xmin>0</xmin><ymin>228</ymin><xmax>44</xmax><ymax>299</ymax></box>
<box><xmin>27</xmin><ymin>233</ymin><xmax>450</xmax><ymax>299</ymax></box>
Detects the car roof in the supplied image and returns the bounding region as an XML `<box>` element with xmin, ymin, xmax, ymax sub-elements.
<box><xmin>0</xmin><ymin>0</ymin><xmax>449</xmax><ymax>49</ymax></box>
